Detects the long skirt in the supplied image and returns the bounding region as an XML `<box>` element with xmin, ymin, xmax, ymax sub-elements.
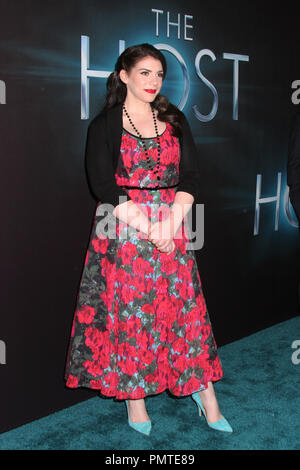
<box><xmin>64</xmin><ymin>187</ymin><xmax>223</xmax><ymax>399</ymax></box>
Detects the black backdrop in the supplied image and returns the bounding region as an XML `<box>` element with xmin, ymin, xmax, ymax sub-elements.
<box><xmin>0</xmin><ymin>0</ymin><xmax>299</xmax><ymax>434</ymax></box>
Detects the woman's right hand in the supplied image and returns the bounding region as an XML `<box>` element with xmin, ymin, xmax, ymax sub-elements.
<box><xmin>167</xmin><ymin>240</ymin><xmax>176</xmax><ymax>254</ymax></box>
<box><xmin>155</xmin><ymin>239</ymin><xmax>176</xmax><ymax>254</ymax></box>
<box><xmin>148</xmin><ymin>219</ymin><xmax>176</xmax><ymax>254</ymax></box>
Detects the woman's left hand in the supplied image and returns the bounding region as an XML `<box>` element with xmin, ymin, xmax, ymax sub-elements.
<box><xmin>148</xmin><ymin>217</ymin><xmax>175</xmax><ymax>251</ymax></box>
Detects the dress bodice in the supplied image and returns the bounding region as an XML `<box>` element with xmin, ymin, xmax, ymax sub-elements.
<box><xmin>115</xmin><ymin>122</ymin><xmax>181</xmax><ymax>189</ymax></box>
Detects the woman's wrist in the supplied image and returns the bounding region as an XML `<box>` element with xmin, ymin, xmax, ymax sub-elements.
<box><xmin>169</xmin><ymin>207</ymin><xmax>182</xmax><ymax>237</ymax></box>
<box><xmin>113</xmin><ymin>200</ymin><xmax>151</xmax><ymax>236</ymax></box>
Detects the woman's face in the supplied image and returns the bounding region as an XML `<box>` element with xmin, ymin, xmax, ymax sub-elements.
<box><xmin>120</xmin><ymin>55</ymin><xmax>164</xmax><ymax>104</ymax></box>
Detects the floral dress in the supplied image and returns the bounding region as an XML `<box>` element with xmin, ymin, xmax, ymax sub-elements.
<box><xmin>64</xmin><ymin>121</ymin><xmax>223</xmax><ymax>399</ymax></box>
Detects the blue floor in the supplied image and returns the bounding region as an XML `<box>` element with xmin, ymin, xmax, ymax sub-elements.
<box><xmin>0</xmin><ymin>316</ymin><xmax>299</xmax><ymax>450</ymax></box>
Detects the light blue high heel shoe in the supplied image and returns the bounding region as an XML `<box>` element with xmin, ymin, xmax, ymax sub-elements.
<box><xmin>125</xmin><ymin>400</ymin><xmax>152</xmax><ymax>436</ymax></box>
<box><xmin>191</xmin><ymin>391</ymin><xmax>233</xmax><ymax>433</ymax></box>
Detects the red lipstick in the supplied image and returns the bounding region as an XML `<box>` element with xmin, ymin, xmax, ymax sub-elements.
<box><xmin>144</xmin><ymin>89</ymin><xmax>156</xmax><ymax>94</ymax></box>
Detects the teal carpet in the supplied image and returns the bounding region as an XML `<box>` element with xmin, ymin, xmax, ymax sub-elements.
<box><xmin>1</xmin><ymin>316</ymin><xmax>299</xmax><ymax>450</ymax></box>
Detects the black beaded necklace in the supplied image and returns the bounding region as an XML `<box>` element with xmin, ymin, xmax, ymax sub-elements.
<box><xmin>123</xmin><ymin>103</ymin><xmax>161</xmax><ymax>181</ymax></box>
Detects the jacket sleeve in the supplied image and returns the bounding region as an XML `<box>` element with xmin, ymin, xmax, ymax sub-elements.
<box><xmin>287</xmin><ymin>111</ymin><xmax>300</xmax><ymax>223</ymax></box>
<box><xmin>84</xmin><ymin>115</ymin><xmax>129</xmax><ymax>207</ymax></box>
<box><xmin>177</xmin><ymin>112</ymin><xmax>200</xmax><ymax>201</ymax></box>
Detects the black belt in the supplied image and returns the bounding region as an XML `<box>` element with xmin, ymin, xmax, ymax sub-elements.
<box><xmin>121</xmin><ymin>184</ymin><xmax>179</xmax><ymax>190</ymax></box>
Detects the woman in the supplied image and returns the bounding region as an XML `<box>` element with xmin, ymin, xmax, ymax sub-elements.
<box><xmin>64</xmin><ymin>43</ymin><xmax>233</xmax><ymax>436</ymax></box>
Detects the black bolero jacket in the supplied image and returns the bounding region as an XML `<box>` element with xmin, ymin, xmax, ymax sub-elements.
<box><xmin>84</xmin><ymin>101</ymin><xmax>200</xmax><ymax>207</ymax></box>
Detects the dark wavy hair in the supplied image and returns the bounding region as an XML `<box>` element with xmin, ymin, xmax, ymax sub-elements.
<box><xmin>100</xmin><ymin>43</ymin><xmax>182</xmax><ymax>137</ymax></box>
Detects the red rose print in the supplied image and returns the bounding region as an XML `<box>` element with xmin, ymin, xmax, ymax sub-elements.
<box><xmin>120</xmin><ymin>242</ymin><xmax>138</xmax><ymax>265</ymax></box>
<box><xmin>119</xmin><ymin>357</ymin><xmax>138</xmax><ymax>375</ymax></box>
<box><xmin>66</xmin><ymin>375</ymin><xmax>79</xmax><ymax>388</ymax></box>
<box><xmin>77</xmin><ymin>306</ymin><xmax>96</xmax><ymax>324</ymax></box>
<box><xmin>132</xmin><ymin>256</ymin><xmax>151</xmax><ymax>277</ymax></box>
<box><xmin>182</xmin><ymin>376</ymin><xmax>202</xmax><ymax>395</ymax></box>
<box><xmin>173</xmin><ymin>355</ymin><xmax>188</xmax><ymax>372</ymax></box>
<box><xmin>92</xmin><ymin>237</ymin><xmax>109</xmax><ymax>254</ymax></box>
<box><xmin>159</xmin><ymin>256</ymin><xmax>178</xmax><ymax>276</ymax></box>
